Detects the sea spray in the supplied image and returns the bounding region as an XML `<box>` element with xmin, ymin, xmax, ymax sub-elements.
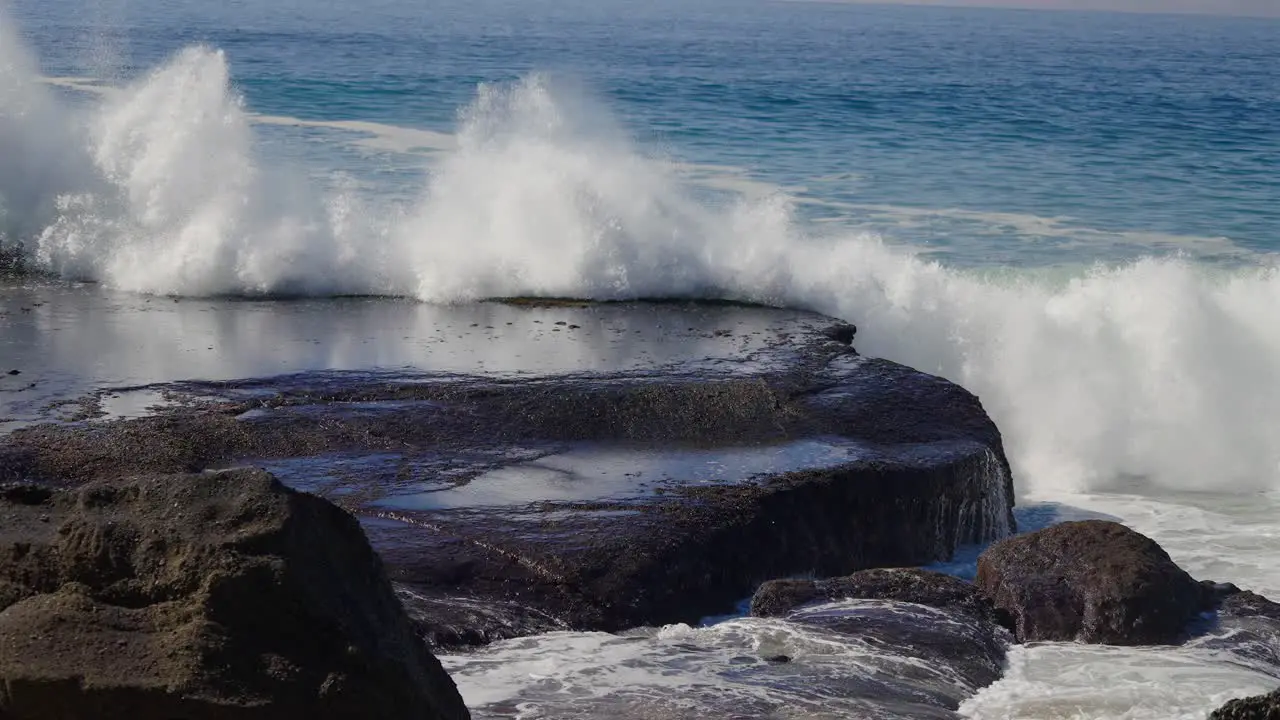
<box><xmin>0</xmin><ymin>10</ymin><xmax>92</xmax><ymax>250</ymax></box>
<box><xmin>33</xmin><ymin>46</ymin><xmax>396</xmax><ymax>295</ymax></box>
<box><xmin>2</xmin><ymin>10</ymin><xmax>1280</xmax><ymax>496</ymax></box>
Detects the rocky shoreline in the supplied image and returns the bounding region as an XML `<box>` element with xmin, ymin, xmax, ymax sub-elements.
<box><xmin>1</xmin><ymin>299</ymin><xmax>1275</xmax><ymax>718</ymax></box>
<box><xmin>746</xmin><ymin>525</ymin><xmax>1280</xmax><ymax>719</ymax></box>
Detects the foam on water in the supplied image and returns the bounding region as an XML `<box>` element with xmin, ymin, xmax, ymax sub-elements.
<box><xmin>443</xmin><ymin>600</ymin><xmax>1003</xmax><ymax>719</ymax></box>
<box><xmin>953</xmin><ymin>492</ymin><xmax>1280</xmax><ymax>719</ymax></box>
<box><xmin>959</xmin><ymin>642</ymin><xmax>1277</xmax><ymax>720</ymax></box>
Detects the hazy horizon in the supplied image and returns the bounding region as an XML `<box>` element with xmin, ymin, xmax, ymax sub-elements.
<box><xmin>794</xmin><ymin>0</ymin><xmax>1280</xmax><ymax>18</ymax></box>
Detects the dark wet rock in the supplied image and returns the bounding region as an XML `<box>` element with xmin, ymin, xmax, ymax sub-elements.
<box><xmin>0</xmin><ymin>469</ymin><xmax>469</xmax><ymax>720</ymax></box>
<box><xmin>780</xmin><ymin>598</ymin><xmax>1012</xmax><ymax>715</ymax></box>
<box><xmin>375</xmin><ymin>436</ymin><xmax>1013</xmax><ymax>646</ymax></box>
<box><xmin>975</xmin><ymin>519</ymin><xmax>1205</xmax><ymax>645</ymax></box>
<box><xmin>823</xmin><ymin>323</ymin><xmax>857</xmax><ymax>345</ymax></box>
<box><xmin>750</xmin><ymin>579</ymin><xmax>825</xmax><ymax>618</ymax></box>
<box><xmin>7</xmin><ymin>302</ymin><xmax>1016</xmax><ymax>648</ymax></box>
<box><xmin>1209</xmin><ymin>688</ymin><xmax>1280</xmax><ymax>720</ymax></box>
<box><xmin>1204</xmin><ymin>580</ymin><xmax>1245</xmax><ymax>606</ymax></box>
<box><xmin>750</xmin><ymin>568</ymin><xmax>1014</xmax><ymax>631</ymax></box>
<box><xmin>6</xmin><ymin>369</ymin><xmax>19</xmax><ymax>376</ymax></box>
<box><xmin>749</xmin><ymin>568</ymin><xmax>1013</xmax><ymax>716</ymax></box>
<box><xmin>0</xmin><ymin>448</ymin><xmax>37</xmax><ymax>483</ymax></box>
<box><xmin>385</xmin><ymin>540</ymin><xmax>568</xmax><ymax>649</ymax></box>
<box><xmin>1219</xmin><ymin>589</ymin><xmax>1280</xmax><ymax>621</ymax></box>
<box><xmin>1193</xmin><ymin>586</ymin><xmax>1280</xmax><ymax>671</ymax></box>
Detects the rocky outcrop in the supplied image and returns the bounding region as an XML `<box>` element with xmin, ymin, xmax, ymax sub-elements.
<box><xmin>0</xmin><ymin>470</ymin><xmax>470</xmax><ymax>720</ymax></box>
<box><xmin>1209</xmin><ymin>689</ymin><xmax>1280</xmax><ymax>720</ymax></box>
<box><xmin>6</xmin><ymin>302</ymin><xmax>1016</xmax><ymax>648</ymax></box>
<box><xmin>750</xmin><ymin>568</ymin><xmax>1013</xmax><ymax>631</ymax></box>
<box><xmin>975</xmin><ymin>520</ymin><xmax>1206</xmax><ymax>645</ymax></box>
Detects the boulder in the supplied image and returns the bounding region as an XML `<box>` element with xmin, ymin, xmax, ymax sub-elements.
<box><xmin>975</xmin><ymin>520</ymin><xmax>1206</xmax><ymax>645</ymax></box>
<box><xmin>1209</xmin><ymin>689</ymin><xmax>1280</xmax><ymax>720</ymax></box>
<box><xmin>750</xmin><ymin>568</ymin><xmax>1014</xmax><ymax>631</ymax></box>
<box><xmin>0</xmin><ymin>470</ymin><xmax>470</xmax><ymax>720</ymax></box>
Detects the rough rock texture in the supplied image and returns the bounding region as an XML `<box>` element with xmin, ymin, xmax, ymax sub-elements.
<box><xmin>0</xmin><ymin>243</ymin><xmax>24</xmax><ymax>275</ymax></box>
<box><xmin>5</xmin><ymin>302</ymin><xmax>1016</xmax><ymax>648</ymax></box>
<box><xmin>975</xmin><ymin>520</ymin><xmax>1206</xmax><ymax>645</ymax></box>
<box><xmin>750</xmin><ymin>568</ymin><xmax>1014</xmax><ymax>631</ymax></box>
<box><xmin>0</xmin><ymin>470</ymin><xmax>470</xmax><ymax>720</ymax></box>
<box><xmin>1209</xmin><ymin>689</ymin><xmax>1280</xmax><ymax>720</ymax></box>
<box><xmin>1219</xmin><ymin>590</ymin><xmax>1280</xmax><ymax>621</ymax></box>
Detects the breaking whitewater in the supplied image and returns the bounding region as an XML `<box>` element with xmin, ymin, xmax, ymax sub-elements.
<box><xmin>4</xmin><ymin>7</ymin><xmax>1280</xmax><ymax>718</ymax></box>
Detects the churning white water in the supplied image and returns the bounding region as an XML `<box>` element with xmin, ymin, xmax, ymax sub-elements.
<box><xmin>4</xmin><ymin>7</ymin><xmax>1280</xmax><ymax>717</ymax></box>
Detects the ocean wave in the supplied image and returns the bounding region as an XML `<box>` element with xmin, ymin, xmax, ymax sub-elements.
<box><xmin>3</xmin><ymin>12</ymin><xmax>1280</xmax><ymax>495</ymax></box>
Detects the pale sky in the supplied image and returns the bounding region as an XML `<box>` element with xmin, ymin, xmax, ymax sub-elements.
<box><xmin>812</xmin><ymin>0</ymin><xmax>1280</xmax><ymax>18</ymax></box>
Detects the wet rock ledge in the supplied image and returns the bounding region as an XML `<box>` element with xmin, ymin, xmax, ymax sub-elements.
<box><xmin>0</xmin><ymin>301</ymin><xmax>1016</xmax><ymax>652</ymax></box>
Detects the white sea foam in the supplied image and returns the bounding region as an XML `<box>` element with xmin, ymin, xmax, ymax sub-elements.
<box><xmin>959</xmin><ymin>642</ymin><xmax>1276</xmax><ymax>720</ymax></box>
<box><xmin>3</xmin><ymin>16</ymin><xmax>1280</xmax><ymax>499</ymax></box>
<box><xmin>809</xmin><ymin>201</ymin><xmax>1256</xmax><ymax>262</ymax></box>
<box><xmin>443</xmin><ymin>601</ymin><xmax>1002</xmax><ymax>719</ymax></box>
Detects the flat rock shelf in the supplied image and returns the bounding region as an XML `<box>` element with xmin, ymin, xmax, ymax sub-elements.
<box><xmin>0</xmin><ymin>288</ymin><xmax>1016</xmax><ymax>648</ymax></box>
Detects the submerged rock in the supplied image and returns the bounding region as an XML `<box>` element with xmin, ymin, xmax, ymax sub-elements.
<box><xmin>0</xmin><ymin>469</ymin><xmax>470</xmax><ymax>720</ymax></box>
<box><xmin>750</xmin><ymin>568</ymin><xmax>1014</xmax><ymax>631</ymax></box>
<box><xmin>1209</xmin><ymin>688</ymin><xmax>1280</xmax><ymax>720</ymax></box>
<box><xmin>7</xmin><ymin>301</ymin><xmax>1017</xmax><ymax>648</ymax></box>
<box><xmin>975</xmin><ymin>520</ymin><xmax>1206</xmax><ymax>645</ymax></box>
<box><xmin>778</xmin><ymin>599</ymin><xmax>1012</xmax><ymax>715</ymax></box>
<box><xmin>748</xmin><ymin>568</ymin><xmax>1013</xmax><ymax>717</ymax></box>
<box><xmin>1193</xmin><ymin>586</ymin><xmax>1280</xmax><ymax>675</ymax></box>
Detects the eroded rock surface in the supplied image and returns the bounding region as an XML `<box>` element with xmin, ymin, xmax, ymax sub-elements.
<box><xmin>0</xmin><ymin>469</ymin><xmax>469</xmax><ymax>720</ymax></box>
<box><xmin>975</xmin><ymin>520</ymin><xmax>1206</xmax><ymax>645</ymax></box>
<box><xmin>4</xmin><ymin>301</ymin><xmax>1016</xmax><ymax>648</ymax></box>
